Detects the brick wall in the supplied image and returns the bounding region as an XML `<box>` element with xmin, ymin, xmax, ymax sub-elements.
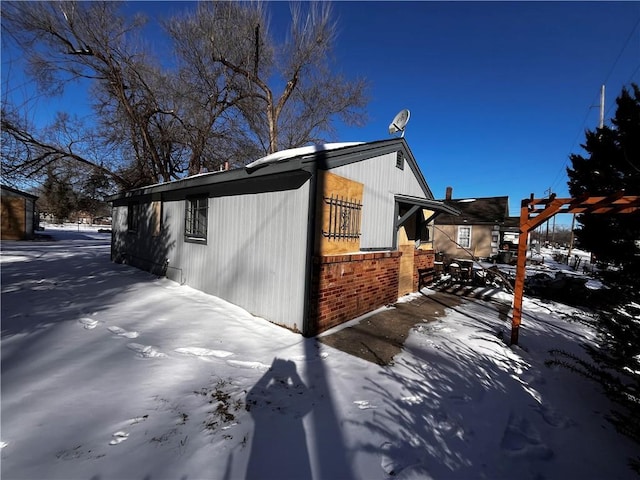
<box><xmin>308</xmin><ymin>251</ymin><xmax>401</xmax><ymax>336</ymax></box>
<box><xmin>413</xmin><ymin>249</ymin><xmax>436</xmax><ymax>289</ymax></box>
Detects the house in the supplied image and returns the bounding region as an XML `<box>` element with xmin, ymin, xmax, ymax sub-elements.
<box><xmin>1</xmin><ymin>185</ymin><xmax>39</xmax><ymax>240</ymax></box>
<box><xmin>107</xmin><ymin>139</ymin><xmax>459</xmax><ymax>336</ymax></box>
<box><xmin>433</xmin><ymin>187</ymin><xmax>520</xmax><ymax>262</ymax></box>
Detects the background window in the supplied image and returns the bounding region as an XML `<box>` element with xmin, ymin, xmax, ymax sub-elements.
<box><xmin>185</xmin><ymin>196</ymin><xmax>208</xmax><ymax>240</ymax></box>
<box><xmin>457</xmin><ymin>225</ymin><xmax>471</xmax><ymax>249</ymax></box>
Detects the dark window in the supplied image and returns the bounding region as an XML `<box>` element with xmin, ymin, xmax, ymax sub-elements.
<box><xmin>185</xmin><ymin>196</ymin><xmax>208</xmax><ymax>241</ymax></box>
<box><xmin>127</xmin><ymin>203</ymin><xmax>139</xmax><ymax>232</ymax></box>
<box><xmin>396</xmin><ymin>151</ymin><xmax>404</xmax><ymax>170</ymax></box>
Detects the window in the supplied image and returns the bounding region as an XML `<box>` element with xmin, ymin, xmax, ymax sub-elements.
<box><xmin>396</xmin><ymin>151</ymin><xmax>404</xmax><ymax>170</ymax></box>
<box><xmin>185</xmin><ymin>196</ymin><xmax>208</xmax><ymax>242</ymax></box>
<box><xmin>457</xmin><ymin>225</ymin><xmax>472</xmax><ymax>249</ymax></box>
<box><xmin>151</xmin><ymin>201</ymin><xmax>162</xmax><ymax>237</ymax></box>
<box><xmin>322</xmin><ymin>195</ymin><xmax>362</xmax><ymax>241</ymax></box>
<box><xmin>127</xmin><ymin>203</ymin><xmax>139</xmax><ymax>232</ymax></box>
<box><xmin>491</xmin><ymin>231</ymin><xmax>500</xmax><ymax>253</ymax></box>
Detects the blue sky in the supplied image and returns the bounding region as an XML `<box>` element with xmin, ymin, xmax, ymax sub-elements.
<box><xmin>3</xmin><ymin>1</ymin><xmax>639</xmax><ymax>221</ymax></box>
<box><xmin>325</xmin><ymin>1</ymin><xmax>640</xmax><ymax>218</ymax></box>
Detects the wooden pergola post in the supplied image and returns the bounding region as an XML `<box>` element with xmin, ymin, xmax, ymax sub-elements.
<box><xmin>510</xmin><ymin>194</ymin><xmax>640</xmax><ymax>346</ymax></box>
<box><xmin>510</xmin><ymin>199</ymin><xmax>532</xmax><ymax>345</ymax></box>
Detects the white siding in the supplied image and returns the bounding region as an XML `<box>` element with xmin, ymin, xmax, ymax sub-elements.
<box><xmin>330</xmin><ymin>152</ymin><xmax>428</xmax><ymax>249</ymax></box>
<box><xmin>157</xmin><ymin>182</ymin><xmax>310</xmax><ymax>332</ymax></box>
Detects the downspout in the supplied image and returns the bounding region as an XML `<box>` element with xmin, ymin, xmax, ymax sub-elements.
<box><xmin>302</xmin><ymin>162</ymin><xmax>319</xmax><ymax>336</ymax></box>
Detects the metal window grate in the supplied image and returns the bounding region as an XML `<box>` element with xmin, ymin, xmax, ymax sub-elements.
<box><xmin>322</xmin><ymin>195</ymin><xmax>362</xmax><ymax>240</ymax></box>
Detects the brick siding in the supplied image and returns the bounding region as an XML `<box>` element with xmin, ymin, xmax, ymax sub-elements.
<box><xmin>308</xmin><ymin>251</ymin><xmax>401</xmax><ymax>336</ymax></box>
<box><xmin>413</xmin><ymin>249</ymin><xmax>436</xmax><ymax>290</ymax></box>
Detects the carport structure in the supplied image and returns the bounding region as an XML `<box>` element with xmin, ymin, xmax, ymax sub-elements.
<box><xmin>511</xmin><ymin>193</ymin><xmax>640</xmax><ymax>345</ymax></box>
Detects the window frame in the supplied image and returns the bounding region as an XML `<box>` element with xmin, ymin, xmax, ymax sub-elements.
<box><xmin>151</xmin><ymin>200</ymin><xmax>162</xmax><ymax>237</ymax></box>
<box><xmin>127</xmin><ymin>202</ymin><xmax>139</xmax><ymax>233</ymax></box>
<box><xmin>457</xmin><ymin>225</ymin><xmax>472</xmax><ymax>249</ymax></box>
<box><xmin>184</xmin><ymin>195</ymin><xmax>208</xmax><ymax>243</ymax></box>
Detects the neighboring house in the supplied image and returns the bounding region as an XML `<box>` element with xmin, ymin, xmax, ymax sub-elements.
<box><xmin>1</xmin><ymin>185</ymin><xmax>39</xmax><ymax>240</ymax></box>
<box><xmin>433</xmin><ymin>187</ymin><xmax>520</xmax><ymax>261</ymax></box>
<box><xmin>74</xmin><ymin>211</ymin><xmax>94</xmax><ymax>224</ymax></box>
<box><xmin>107</xmin><ymin>139</ymin><xmax>459</xmax><ymax>336</ymax></box>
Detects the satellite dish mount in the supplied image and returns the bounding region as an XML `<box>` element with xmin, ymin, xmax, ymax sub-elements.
<box><xmin>388</xmin><ymin>109</ymin><xmax>410</xmax><ymax>138</ymax></box>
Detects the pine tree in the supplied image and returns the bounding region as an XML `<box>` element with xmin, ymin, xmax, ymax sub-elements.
<box><xmin>567</xmin><ymin>84</ymin><xmax>640</xmax><ymax>294</ymax></box>
<box><xmin>39</xmin><ymin>167</ymin><xmax>77</xmax><ymax>223</ymax></box>
<box><xmin>565</xmin><ymin>85</ymin><xmax>640</xmax><ymax>471</ymax></box>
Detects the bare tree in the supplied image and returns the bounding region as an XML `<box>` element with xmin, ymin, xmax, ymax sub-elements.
<box><xmin>2</xmin><ymin>1</ymin><xmax>183</xmax><ymax>186</ymax></box>
<box><xmin>165</xmin><ymin>7</ymin><xmax>263</xmax><ymax>174</ymax></box>
<box><xmin>1</xmin><ymin>106</ymin><xmax>127</xmax><ymax>187</ymax></box>
<box><xmin>204</xmin><ymin>1</ymin><xmax>368</xmax><ymax>154</ymax></box>
<box><xmin>2</xmin><ymin>1</ymin><xmax>369</xmax><ymax>190</ymax></box>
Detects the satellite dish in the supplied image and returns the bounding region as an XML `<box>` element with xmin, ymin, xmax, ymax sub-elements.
<box><xmin>388</xmin><ymin>109</ymin><xmax>410</xmax><ymax>137</ymax></box>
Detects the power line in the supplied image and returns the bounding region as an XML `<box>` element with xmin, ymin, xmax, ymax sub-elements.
<box><xmin>603</xmin><ymin>62</ymin><xmax>640</xmax><ymax>119</ymax></box>
<box><xmin>602</xmin><ymin>16</ymin><xmax>640</xmax><ymax>87</ymax></box>
<box><xmin>551</xmin><ymin>15</ymin><xmax>640</xmax><ymax>193</ymax></box>
<box><xmin>549</xmin><ymin>91</ymin><xmax>598</xmax><ymax>191</ymax></box>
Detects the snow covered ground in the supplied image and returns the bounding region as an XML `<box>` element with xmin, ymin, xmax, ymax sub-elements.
<box><xmin>1</xmin><ymin>225</ymin><xmax>637</xmax><ymax>479</ymax></box>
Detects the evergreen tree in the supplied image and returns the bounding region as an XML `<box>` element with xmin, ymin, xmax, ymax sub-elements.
<box><xmin>39</xmin><ymin>167</ymin><xmax>77</xmax><ymax>222</ymax></box>
<box><xmin>567</xmin><ymin>84</ymin><xmax>640</xmax><ymax>294</ymax></box>
<box><xmin>76</xmin><ymin>170</ymin><xmax>113</xmax><ymax>221</ymax></box>
<box><xmin>564</xmin><ymin>85</ymin><xmax>640</xmax><ymax>471</ymax></box>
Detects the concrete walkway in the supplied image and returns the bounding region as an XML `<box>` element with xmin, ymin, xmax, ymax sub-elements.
<box><xmin>318</xmin><ymin>291</ymin><xmax>465</xmax><ymax>366</ymax></box>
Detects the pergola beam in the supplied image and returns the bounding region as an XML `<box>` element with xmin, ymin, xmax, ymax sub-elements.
<box><xmin>510</xmin><ymin>193</ymin><xmax>639</xmax><ymax>346</ymax></box>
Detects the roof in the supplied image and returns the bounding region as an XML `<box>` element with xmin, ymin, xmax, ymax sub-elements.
<box><xmin>503</xmin><ymin>216</ymin><xmax>521</xmax><ymax>230</ymax></box>
<box><xmin>244</xmin><ymin>142</ymin><xmax>364</xmax><ymax>171</ymax></box>
<box><xmin>107</xmin><ymin>138</ymin><xmax>434</xmax><ymax>202</ymax></box>
<box><xmin>395</xmin><ymin>194</ymin><xmax>461</xmax><ymax>216</ymax></box>
<box><xmin>435</xmin><ymin>196</ymin><xmax>510</xmax><ymax>225</ymax></box>
<box><xmin>0</xmin><ymin>184</ymin><xmax>38</xmax><ymax>200</ymax></box>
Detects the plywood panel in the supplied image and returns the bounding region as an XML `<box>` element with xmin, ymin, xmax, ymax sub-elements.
<box><xmin>397</xmin><ymin>243</ymin><xmax>415</xmax><ymax>296</ymax></box>
<box><xmin>316</xmin><ymin>171</ymin><xmax>364</xmax><ymax>255</ymax></box>
<box><xmin>1</xmin><ymin>197</ymin><xmax>26</xmax><ymax>240</ymax></box>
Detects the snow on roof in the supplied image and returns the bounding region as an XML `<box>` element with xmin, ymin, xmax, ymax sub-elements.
<box><xmin>245</xmin><ymin>142</ymin><xmax>364</xmax><ymax>171</ymax></box>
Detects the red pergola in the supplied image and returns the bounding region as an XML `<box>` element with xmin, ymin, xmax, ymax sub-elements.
<box><xmin>510</xmin><ymin>193</ymin><xmax>640</xmax><ymax>345</ymax></box>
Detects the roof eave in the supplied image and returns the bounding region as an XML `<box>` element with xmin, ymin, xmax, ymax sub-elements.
<box><xmin>395</xmin><ymin>194</ymin><xmax>461</xmax><ymax>216</ymax></box>
<box><xmin>106</xmin><ymin>138</ymin><xmax>435</xmax><ymax>202</ymax></box>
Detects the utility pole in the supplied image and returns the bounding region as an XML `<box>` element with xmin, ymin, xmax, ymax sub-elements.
<box><xmin>567</xmin><ymin>213</ymin><xmax>576</xmax><ymax>259</ymax></box>
<box><xmin>544</xmin><ymin>187</ymin><xmax>552</xmax><ymax>244</ymax></box>
<box><xmin>599</xmin><ymin>84</ymin><xmax>605</xmax><ymax>129</ymax></box>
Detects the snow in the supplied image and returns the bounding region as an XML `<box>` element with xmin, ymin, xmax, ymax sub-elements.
<box><xmin>244</xmin><ymin>142</ymin><xmax>364</xmax><ymax>171</ymax></box>
<box><xmin>1</xmin><ymin>225</ymin><xmax>637</xmax><ymax>479</ymax></box>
